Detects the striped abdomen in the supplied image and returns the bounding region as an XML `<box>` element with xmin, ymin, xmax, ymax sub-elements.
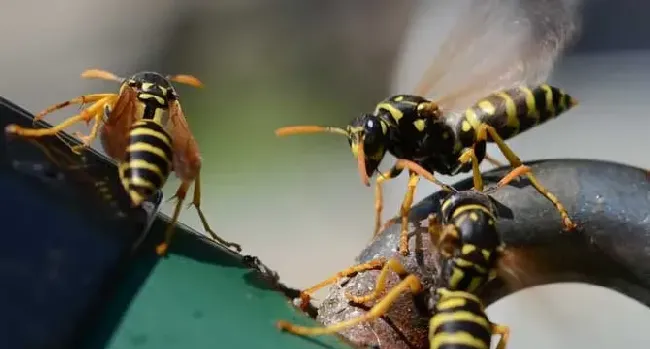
<box><xmin>456</xmin><ymin>84</ymin><xmax>577</xmax><ymax>146</ymax></box>
<box><xmin>119</xmin><ymin>120</ymin><xmax>173</xmax><ymax>206</ymax></box>
<box><xmin>429</xmin><ymin>289</ymin><xmax>491</xmax><ymax>349</ymax></box>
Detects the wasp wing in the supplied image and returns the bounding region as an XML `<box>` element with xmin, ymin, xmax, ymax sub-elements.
<box><xmin>167</xmin><ymin>100</ymin><xmax>202</xmax><ymax>181</ymax></box>
<box><xmin>393</xmin><ymin>0</ymin><xmax>583</xmax><ymax>118</ymax></box>
<box><xmin>99</xmin><ymin>85</ymin><xmax>139</xmax><ymax>161</ymax></box>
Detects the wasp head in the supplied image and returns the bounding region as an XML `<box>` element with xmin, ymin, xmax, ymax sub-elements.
<box><xmin>126</xmin><ymin>72</ymin><xmax>178</xmax><ymax>109</ymax></box>
<box><xmin>347</xmin><ymin>113</ymin><xmax>389</xmax><ymax>186</ymax></box>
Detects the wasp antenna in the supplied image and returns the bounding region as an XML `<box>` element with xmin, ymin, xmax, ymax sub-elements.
<box><xmin>81</xmin><ymin>69</ymin><xmax>123</xmax><ymax>82</ymax></box>
<box><xmin>274</xmin><ymin>126</ymin><xmax>348</xmax><ymax>137</ymax></box>
<box><xmin>167</xmin><ymin>74</ymin><xmax>204</xmax><ymax>88</ymax></box>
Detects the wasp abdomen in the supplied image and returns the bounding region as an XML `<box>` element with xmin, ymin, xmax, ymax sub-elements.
<box><xmin>120</xmin><ymin>120</ymin><xmax>173</xmax><ymax>206</ymax></box>
<box><xmin>429</xmin><ymin>290</ymin><xmax>492</xmax><ymax>349</ymax></box>
<box><xmin>457</xmin><ymin>84</ymin><xmax>577</xmax><ymax>146</ymax></box>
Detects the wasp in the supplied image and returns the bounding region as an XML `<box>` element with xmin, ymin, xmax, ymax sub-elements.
<box><xmin>5</xmin><ymin>69</ymin><xmax>242</xmax><ymax>255</ymax></box>
<box><xmin>274</xmin><ymin>0</ymin><xmax>581</xmax><ymax>256</ymax></box>
<box><xmin>276</xmin><ymin>189</ymin><xmax>512</xmax><ymax>349</ymax></box>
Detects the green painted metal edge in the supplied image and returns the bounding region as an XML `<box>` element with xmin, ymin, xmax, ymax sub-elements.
<box><xmin>81</xmin><ymin>214</ymin><xmax>358</xmax><ymax>349</ymax></box>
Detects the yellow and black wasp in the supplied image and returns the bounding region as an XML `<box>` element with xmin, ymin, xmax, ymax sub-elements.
<box><xmin>276</xmin><ymin>189</ymin><xmax>513</xmax><ymax>349</ymax></box>
<box><xmin>274</xmin><ymin>0</ymin><xmax>582</xmax><ymax>256</ymax></box>
<box><xmin>5</xmin><ymin>69</ymin><xmax>242</xmax><ymax>255</ymax></box>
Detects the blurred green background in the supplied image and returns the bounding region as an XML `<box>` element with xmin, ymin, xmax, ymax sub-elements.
<box><xmin>2</xmin><ymin>1</ymin><xmax>650</xmax><ymax>349</ymax></box>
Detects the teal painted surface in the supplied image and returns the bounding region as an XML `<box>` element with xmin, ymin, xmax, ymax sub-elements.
<box><xmin>83</xmin><ymin>219</ymin><xmax>355</xmax><ymax>349</ymax></box>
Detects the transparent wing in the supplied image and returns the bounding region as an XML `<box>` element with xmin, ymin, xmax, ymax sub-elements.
<box><xmin>100</xmin><ymin>86</ymin><xmax>138</xmax><ymax>161</ymax></box>
<box><xmin>167</xmin><ymin>100</ymin><xmax>202</xmax><ymax>181</ymax></box>
<box><xmin>392</xmin><ymin>0</ymin><xmax>583</xmax><ymax>118</ymax></box>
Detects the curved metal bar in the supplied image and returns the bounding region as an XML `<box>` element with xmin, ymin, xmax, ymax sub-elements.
<box><xmin>316</xmin><ymin>159</ymin><xmax>650</xmax><ymax>349</ymax></box>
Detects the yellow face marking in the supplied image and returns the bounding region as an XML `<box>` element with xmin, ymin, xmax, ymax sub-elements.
<box><xmin>429</xmin><ymin>311</ymin><xmax>490</xmax><ymax>334</ymax></box>
<box><xmin>430</xmin><ymin>332</ymin><xmax>489</xmax><ymax>349</ymax></box>
<box><xmin>540</xmin><ymin>84</ymin><xmax>555</xmax><ymax>115</ymax></box>
<box><xmin>159</xmin><ymin>86</ymin><xmax>168</xmax><ymax>96</ymax></box>
<box><xmin>495</xmin><ymin>91</ymin><xmax>520</xmax><ymax>133</ymax></box>
<box><xmin>138</xmin><ymin>94</ymin><xmax>166</xmax><ymax>105</ymax></box>
<box><xmin>380</xmin><ymin>122</ymin><xmax>388</xmax><ymax>134</ymax></box>
<box><xmin>413</xmin><ymin>119</ymin><xmax>426</xmax><ymax>131</ymax></box>
<box><xmin>376</xmin><ymin>102</ymin><xmax>404</xmax><ymax>121</ymax></box>
<box><xmin>141</xmin><ymin>82</ymin><xmax>154</xmax><ymax>91</ymax></box>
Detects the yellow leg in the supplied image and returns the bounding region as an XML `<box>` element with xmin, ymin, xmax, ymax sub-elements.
<box><xmin>372</xmin><ymin>168</ymin><xmax>402</xmax><ymax>238</ymax></box>
<box><xmin>491</xmin><ymin>322</ymin><xmax>510</xmax><ymax>349</ymax></box>
<box><xmin>6</xmin><ymin>95</ymin><xmax>115</xmax><ymax>139</ymax></box>
<box><xmin>190</xmin><ymin>171</ymin><xmax>242</xmax><ymax>252</ymax></box>
<box><xmin>345</xmin><ymin>257</ymin><xmax>411</xmax><ymax>304</ymax></box>
<box><xmin>374</xmin><ymin>159</ymin><xmax>454</xmax><ymax>255</ymax></box>
<box><xmin>485</xmin><ymin>154</ymin><xmax>505</xmax><ymax>168</ymax></box>
<box><xmin>397</xmin><ymin>172</ymin><xmax>420</xmax><ymax>256</ymax></box>
<box><xmin>297</xmin><ymin>258</ymin><xmax>386</xmax><ymax>310</ymax></box>
<box><xmin>69</xmin><ymin>104</ymin><xmax>108</xmax><ymax>154</ymax></box>
<box><xmin>429</xmin><ymin>213</ymin><xmax>461</xmax><ymax>258</ymax></box>
<box><xmin>479</xmin><ymin>124</ymin><xmax>577</xmax><ymax>231</ymax></box>
<box><xmin>32</xmin><ymin>93</ymin><xmax>115</xmax><ymax>124</ymax></box>
<box><xmin>277</xmin><ymin>270</ymin><xmax>423</xmax><ymax>336</ymax></box>
<box><xmin>156</xmin><ymin>181</ymin><xmax>191</xmax><ymax>256</ymax></box>
<box><xmin>458</xmin><ymin>148</ymin><xmax>484</xmax><ymax>191</ymax></box>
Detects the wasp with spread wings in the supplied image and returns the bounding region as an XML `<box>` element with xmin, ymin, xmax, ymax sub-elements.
<box><xmin>5</xmin><ymin>69</ymin><xmax>242</xmax><ymax>255</ymax></box>
<box><xmin>275</xmin><ymin>0</ymin><xmax>583</xmax><ymax>256</ymax></box>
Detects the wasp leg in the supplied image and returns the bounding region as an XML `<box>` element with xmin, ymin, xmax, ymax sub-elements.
<box><xmin>484</xmin><ymin>154</ymin><xmax>505</xmax><ymax>168</ymax></box>
<box><xmin>397</xmin><ymin>171</ymin><xmax>420</xmax><ymax>256</ymax></box>
<box><xmin>437</xmin><ymin>224</ymin><xmax>460</xmax><ymax>258</ymax></box>
<box><xmin>70</xmin><ymin>104</ymin><xmax>110</xmax><ymax>154</ymax></box>
<box><xmin>32</xmin><ymin>93</ymin><xmax>116</xmax><ymax>125</ymax></box>
<box><xmin>377</xmin><ymin>159</ymin><xmax>454</xmax><ymax>256</ymax></box>
<box><xmin>6</xmin><ymin>96</ymin><xmax>116</xmax><ymax>140</ymax></box>
<box><xmin>156</xmin><ymin>181</ymin><xmax>191</xmax><ymax>256</ymax></box>
<box><xmin>345</xmin><ymin>257</ymin><xmax>411</xmax><ymax>304</ymax></box>
<box><xmin>491</xmin><ymin>322</ymin><xmax>511</xmax><ymax>349</ymax></box>
<box><xmin>478</xmin><ymin>123</ymin><xmax>577</xmax><ymax>231</ymax></box>
<box><xmin>189</xmin><ymin>171</ymin><xmax>242</xmax><ymax>253</ymax></box>
<box><xmin>277</xmin><ymin>269</ymin><xmax>423</xmax><ymax>336</ymax></box>
<box><xmin>298</xmin><ymin>258</ymin><xmax>386</xmax><ymax>311</ymax></box>
<box><xmin>372</xmin><ymin>166</ymin><xmax>404</xmax><ymax>238</ymax></box>
<box><xmin>458</xmin><ymin>147</ymin><xmax>485</xmax><ymax>191</ymax></box>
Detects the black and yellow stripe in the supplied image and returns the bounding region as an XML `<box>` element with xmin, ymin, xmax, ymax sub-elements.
<box><xmin>456</xmin><ymin>84</ymin><xmax>577</xmax><ymax>147</ymax></box>
<box><xmin>119</xmin><ymin>119</ymin><xmax>173</xmax><ymax>206</ymax></box>
<box><xmin>438</xmin><ymin>192</ymin><xmax>503</xmax><ymax>293</ymax></box>
<box><xmin>429</xmin><ymin>288</ymin><xmax>492</xmax><ymax>349</ymax></box>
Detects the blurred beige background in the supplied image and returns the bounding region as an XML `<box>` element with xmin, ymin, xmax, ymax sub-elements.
<box><xmin>2</xmin><ymin>1</ymin><xmax>650</xmax><ymax>348</ymax></box>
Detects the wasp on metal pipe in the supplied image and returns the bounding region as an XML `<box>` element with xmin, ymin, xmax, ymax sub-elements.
<box><xmin>5</xmin><ymin>69</ymin><xmax>242</xmax><ymax>255</ymax></box>
<box><xmin>274</xmin><ymin>0</ymin><xmax>580</xmax><ymax>256</ymax></box>
<box><xmin>277</xmin><ymin>188</ymin><xmax>515</xmax><ymax>349</ymax></box>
